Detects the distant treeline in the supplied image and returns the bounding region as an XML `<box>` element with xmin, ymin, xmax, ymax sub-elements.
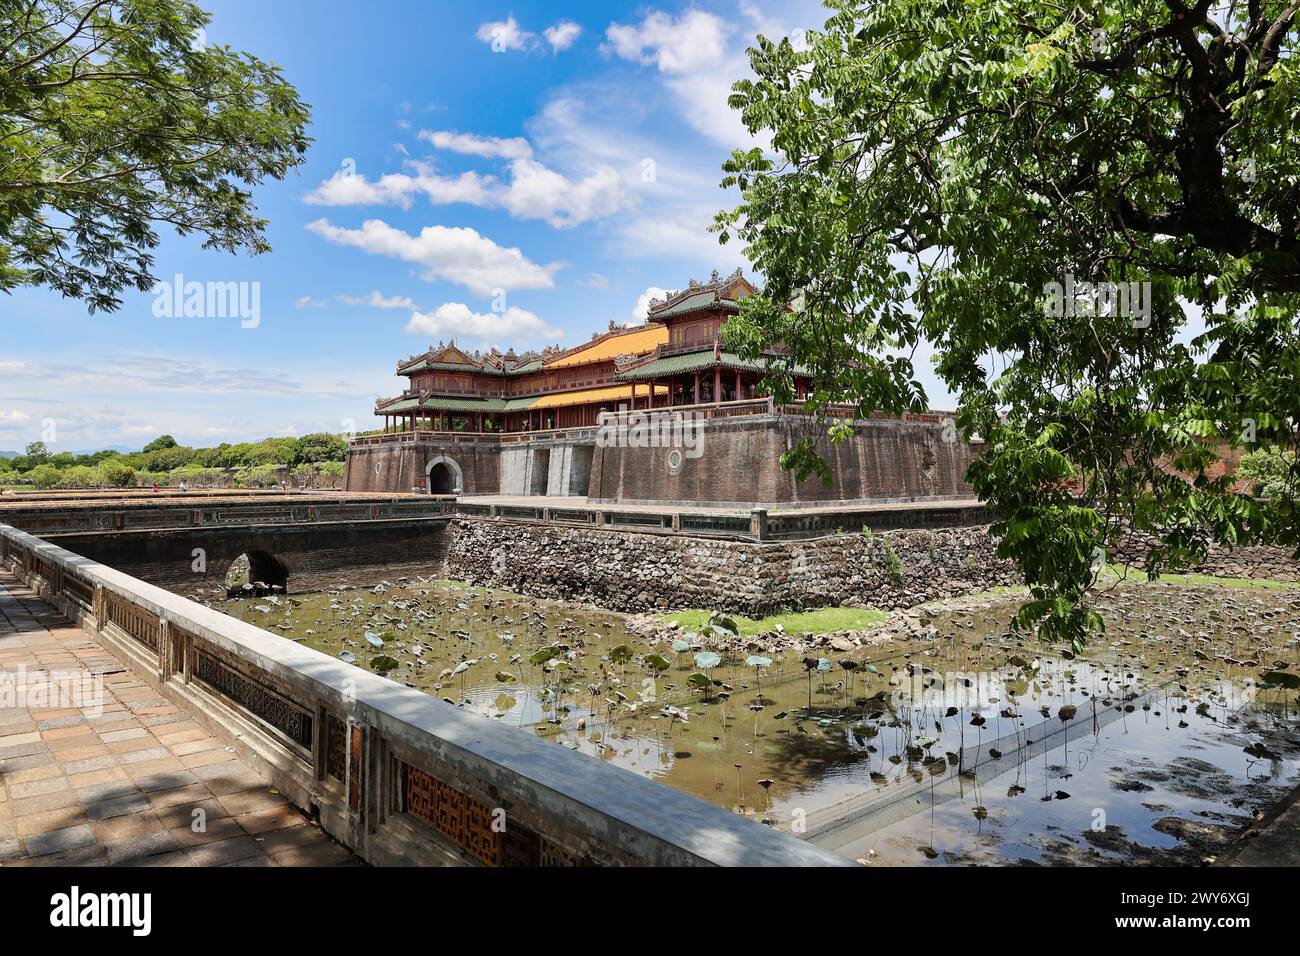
<box><xmin>0</xmin><ymin>434</ymin><xmax>348</xmax><ymax>490</ymax></box>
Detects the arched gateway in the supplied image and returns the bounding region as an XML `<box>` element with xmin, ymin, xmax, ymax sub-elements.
<box><xmin>426</xmin><ymin>455</ymin><xmax>463</xmax><ymax>494</ymax></box>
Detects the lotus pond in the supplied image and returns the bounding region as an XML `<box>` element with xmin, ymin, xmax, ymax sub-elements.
<box><xmin>217</xmin><ymin>578</ymin><xmax>1300</xmax><ymax>865</ymax></box>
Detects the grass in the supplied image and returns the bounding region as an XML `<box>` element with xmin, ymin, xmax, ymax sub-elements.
<box><xmin>657</xmin><ymin>607</ymin><xmax>888</xmax><ymax>636</ymax></box>
<box><xmin>1102</xmin><ymin>564</ymin><xmax>1299</xmax><ymax>590</ymax></box>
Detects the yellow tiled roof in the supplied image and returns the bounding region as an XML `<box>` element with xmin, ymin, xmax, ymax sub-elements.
<box><xmin>544</xmin><ymin>325</ymin><xmax>667</xmax><ymax>369</ymax></box>
<box><xmin>529</xmin><ymin>383</ymin><xmax>667</xmax><ymax>410</ymax></box>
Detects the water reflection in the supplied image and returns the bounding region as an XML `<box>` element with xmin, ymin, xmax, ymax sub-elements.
<box><xmin>218</xmin><ymin>578</ymin><xmax>1300</xmax><ymax>865</ymax></box>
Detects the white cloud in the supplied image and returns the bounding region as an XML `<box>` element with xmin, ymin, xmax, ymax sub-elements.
<box><xmin>335</xmin><ymin>291</ymin><xmax>419</xmax><ymax>310</ymax></box>
<box><xmin>632</xmin><ymin>287</ymin><xmax>669</xmax><ymax>321</ymax></box>
<box><xmin>476</xmin><ymin>15</ymin><xmax>534</xmax><ymax>52</ymax></box>
<box><xmin>584</xmin><ymin>272</ymin><xmax>610</xmax><ymax>288</ymax></box>
<box><xmin>605</xmin><ymin>10</ymin><xmax>732</xmax><ymax>74</ymax></box>
<box><xmin>294</xmin><ymin>295</ymin><xmax>328</xmax><ymax>309</ymax></box>
<box><xmin>418</xmin><ymin>129</ymin><xmax>532</xmax><ymax>160</ymax></box>
<box><xmin>304</xmin><ymin>165</ymin><xmax>495</xmax><ymax>209</ymax></box>
<box><xmin>304</xmin><ymin>218</ymin><xmax>561</xmax><ymax>297</ymax></box>
<box><xmin>499</xmin><ymin>158</ymin><xmax>629</xmax><ymax>228</ymax></box>
<box><xmin>544</xmin><ymin>21</ymin><xmax>582</xmax><ymax>52</ymax></box>
<box><xmin>603</xmin><ymin>8</ymin><xmax>767</xmax><ymax>150</ymax></box>
<box><xmin>405</xmin><ymin>303</ymin><xmax>561</xmax><ymax>344</ymax></box>
<box><xmin>304</xmin><ymin>148</ymin><xmax>631</xmax><ymax>229</ymax></box>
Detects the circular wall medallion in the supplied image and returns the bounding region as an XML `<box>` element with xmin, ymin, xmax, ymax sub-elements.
<box><xmin>667</xmin><ymin>449</ymin><xmax>684</xmax><ymax>474</ymax></box>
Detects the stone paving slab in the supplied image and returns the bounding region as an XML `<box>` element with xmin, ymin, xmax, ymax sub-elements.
<box><xmin>0</xmin><ymin>569</ymin><xmax>362</xmax><ymax>868</ymax></box>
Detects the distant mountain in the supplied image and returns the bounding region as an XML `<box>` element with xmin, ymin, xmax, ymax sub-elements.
<box><xmin>68</xmin><ymin>445</ymin><xmax>138</xmax><ymax>456</ymax></box>
<box><xmin>0</xmin><ymin>451</ymin><xmax>18</xmax><ymax>459</ymax></box>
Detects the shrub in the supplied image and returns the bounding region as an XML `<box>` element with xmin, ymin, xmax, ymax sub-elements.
<box><xmin>293</xmin><ymin>432</ymin><xmax>347</xmax><ymax>465</ymax></box>
<box><xmin>63</xmin><ymin>465</ymin><xmax>106</xmax><ymax>488</ymax></box>
<box><xmin>99</xmin><ymin>460</ymin><xmax>137</xmax><ymax>488</ymax></box>
<box><xmin>1238</xmin><ymin>446</ymin><xmax>1297</xmax><ymax>499</ymax></box>
<box><xmin>27</xmin><ymin>464</ymin><xmax>62</xmax><ymax>489</ymax></box>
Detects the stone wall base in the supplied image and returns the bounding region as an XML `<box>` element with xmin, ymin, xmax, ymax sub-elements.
<box><xmin>443</xmin><ymin>519</ymin><xmax>1021</xmax><ymax>616</ymax></box>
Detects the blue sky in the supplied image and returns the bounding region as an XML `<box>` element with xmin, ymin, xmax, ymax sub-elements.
<box><xmin>5</xmin><ymin>0</ymin><xmax>944</xmax><ymax>453</ymax></box>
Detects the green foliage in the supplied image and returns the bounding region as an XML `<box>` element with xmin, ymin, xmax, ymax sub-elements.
<box><xmin>145</xmin><ymin>445</ymin><xmax>195</xmax><ymax>472</ymax></box>
<box><xmin>235</xmin><ymin>463</ymin><xmax>283</xmax><ymax>488</ymax></box>
<box><xmin>716</xmin><ymin>1</ymin><xmax>1300</xmax><ymax>646</ymax></box>
<box><xmin>142</xmin><ymin>435</ymin><xmax>178</xmax><ymax>453</ymax></box>
<box><xmin>293</xmin><ymin>432</ymin><xmax>347</xmax><ymax>465</ymax></box>
<box><xmin>1238</xmin><ymin>446</ymin><xmax>1298</xmax><ymax>498</ymax></box>
<box><xmin>319</xmin><ymin>461</ymin><xmax>345</xmax><ymax>487</ymax></box>
<box><xmin>0</xmin><ymin>0</ymin><xmax>311</xmax><ymax>311</ymax></box>
<box><xmin>62</xmin><ymin>465</ymin><xmax>106</xmax><ymax>488</ymax></box>
<box><xmin>27</xmin><ymin>463</ymin><xmax>61</xmax><ymax>488</ymax></box>
<box><xmin>98</xmin><ymin>459</ymin><xmax>137</xmax><ymax>488</ymax></box>
<box><xmin>244</xmin><ymin>437</ymin><xmax>296</xmax><ymax>466</ymax></box>
<box><xmin>24</xmin><ymin>441</ymin><xmax>50</xmax><ymax>462</ymax></box>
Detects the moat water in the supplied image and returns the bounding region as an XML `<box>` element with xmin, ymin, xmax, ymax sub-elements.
<box><xmin>217</xmin><ymin>579</ymin><xmax>1300</xmax><ymax>865</ymax></box>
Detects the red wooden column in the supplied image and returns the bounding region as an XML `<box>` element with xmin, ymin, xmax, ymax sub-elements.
<box><xmin>735</xmin><ymin>370</ymin><xmax>742</xmax><ymax>401</ymax></box>
<box><xmin>693</xmin><ymin>371</ymin><xmax>701</xmax><ymax>404</ymax></box>
<box><xmin>714</xmin><ymin>366</ymin><xmax>722</xmax><ymax>405</ymax></box>
<box><xmin>631</xmin><ymin>382</ymin><xmax>638</xmax><ymax>410</ymax></box>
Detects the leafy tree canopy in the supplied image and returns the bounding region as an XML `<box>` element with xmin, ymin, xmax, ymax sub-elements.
<box><xmin>142</xmin><ymin>434</ymin><xmax>178</xmax><ymax>453</ymax></box>
<box><xmin>717</xmin><ymin>0</ymin><xmax>1300</xmax><ymax>647</ymax></box>
<box><xmin>0</xmin><ymin>0</ymin><xmax>311</xmax><ymax>311</ymax></box>
<box><xmin>292</xmin><ymin>432</ymin><xmax>347</xmax><ymax>465</ymax></box>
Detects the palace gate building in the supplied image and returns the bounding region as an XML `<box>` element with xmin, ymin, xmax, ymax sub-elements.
<box><xmin>346</xmin><ymin>270</ymin><xmax>975</xmax><ymax>507</ymax></box>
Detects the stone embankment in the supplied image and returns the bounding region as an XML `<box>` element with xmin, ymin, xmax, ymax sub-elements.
<box><xmin>443</xmin><ymin>518</ymin><xmax>1021</xmax><ymax>616</ymax></box>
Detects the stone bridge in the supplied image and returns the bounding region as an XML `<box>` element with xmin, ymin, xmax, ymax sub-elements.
<box><xmin>0</xmin><ymin>492</ymin><xmax>452</xmax><ymax>597</ymax></box>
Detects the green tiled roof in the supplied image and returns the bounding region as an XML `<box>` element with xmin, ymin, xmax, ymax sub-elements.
<box><xmin>648</xmin><ymin>290</ymin><xmax>740</xmax><ymax>320</ymax></box>
<box><xmin>378</xmin><ymin>395</ymin><xmax>545</xmax><ymax>414</ymax></box>
<box><xmin>379</xmin><ymin>396</ymin><xmax>500</xmax><ymax>413</ymax></box>
<box><xmin>398</xmin><ymin>360</ymin><xmax>492</xmax><ymax>375</ymax></box>
<box><xmin>500</xmin><ymin>396</ymin><xmax>540</xmax><ymax>411</ymax></box>
<box><xmin>615</xmin><ymin>350</ymin><xmax>811</xmax><ymax>381</ymax></box>
<box><xmin>398</xmin><ymin>357</ymin><xmax>547</xmax><ymax>376</ymax></box>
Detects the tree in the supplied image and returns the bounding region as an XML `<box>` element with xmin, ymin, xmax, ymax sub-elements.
<box><xmin>0</xmin><ymin>0</ymin><xmax>311</xmax><ymax>312</ymax></box>
<box><xmin>717</xmin><ymin>0</ymin><xmax>1300</xmax><ymax>647</ymax></box>
<box><xmin>63</xmin><ymin>464</ymin><xmax>106</xmax><ymax>488</ymax></box>
<box><xmin>292</xmin><ymin>432</ymin><xmax>346</xmax><ymax>465</ymax></box>
<box><xmin>319</xmin><ymin>460</ymin><xmax>345</xmax><ymax>488</ymax></box>
<box><xmin>24</xmin><ymin>441</ymin><xmax>50</xmax><ymax>462</ymax></box>
<box><xmin>27</xmin><ymin>463</ymin><xmax>61</xmax><ymax>488</ymax></box>
<box><xmin>244</xmin><ymin>437</ymin><xmax>296</xmax><ymax>466</ymax></box>
<box><xmin>1239</xmin><ymin>446</ymin><xmax>1297</xmax><ymax>497</ymax></box>
<box><xmin>98</xmin><ymin>459</ymin><xmax>136</xmax><ymax>487</ymax></box>
<box><xmin>145</xmin><ymin>445</ymin><xmax>193</xmax><ymax>472</ymax></box>
<box><xmin>142</xmin><ymin>435</ymin><xmax>178</xmax><ymax>453</ymax></box>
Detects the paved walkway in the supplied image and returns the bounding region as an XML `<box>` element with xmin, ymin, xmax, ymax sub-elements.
<box><xmin>0</xmin><ymin>569</ymin><xmax>359</xmax><ymax>867</ymax></box>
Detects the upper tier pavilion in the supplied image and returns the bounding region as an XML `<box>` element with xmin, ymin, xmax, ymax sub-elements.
<box><xmin>373</xmin><ymin>269</ymin><xmax>813</xmax><ymax>434</ymax></box>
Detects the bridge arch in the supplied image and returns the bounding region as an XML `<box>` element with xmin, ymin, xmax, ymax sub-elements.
<box><xmin>426</xmin><ymin>455</ymin><xmax>463</xmax><ymax>495</ymax></box>
<box><xmin>224</xmin><ymin>550</ymin><xmax>289</xmax><ymax>596</ymax></box>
